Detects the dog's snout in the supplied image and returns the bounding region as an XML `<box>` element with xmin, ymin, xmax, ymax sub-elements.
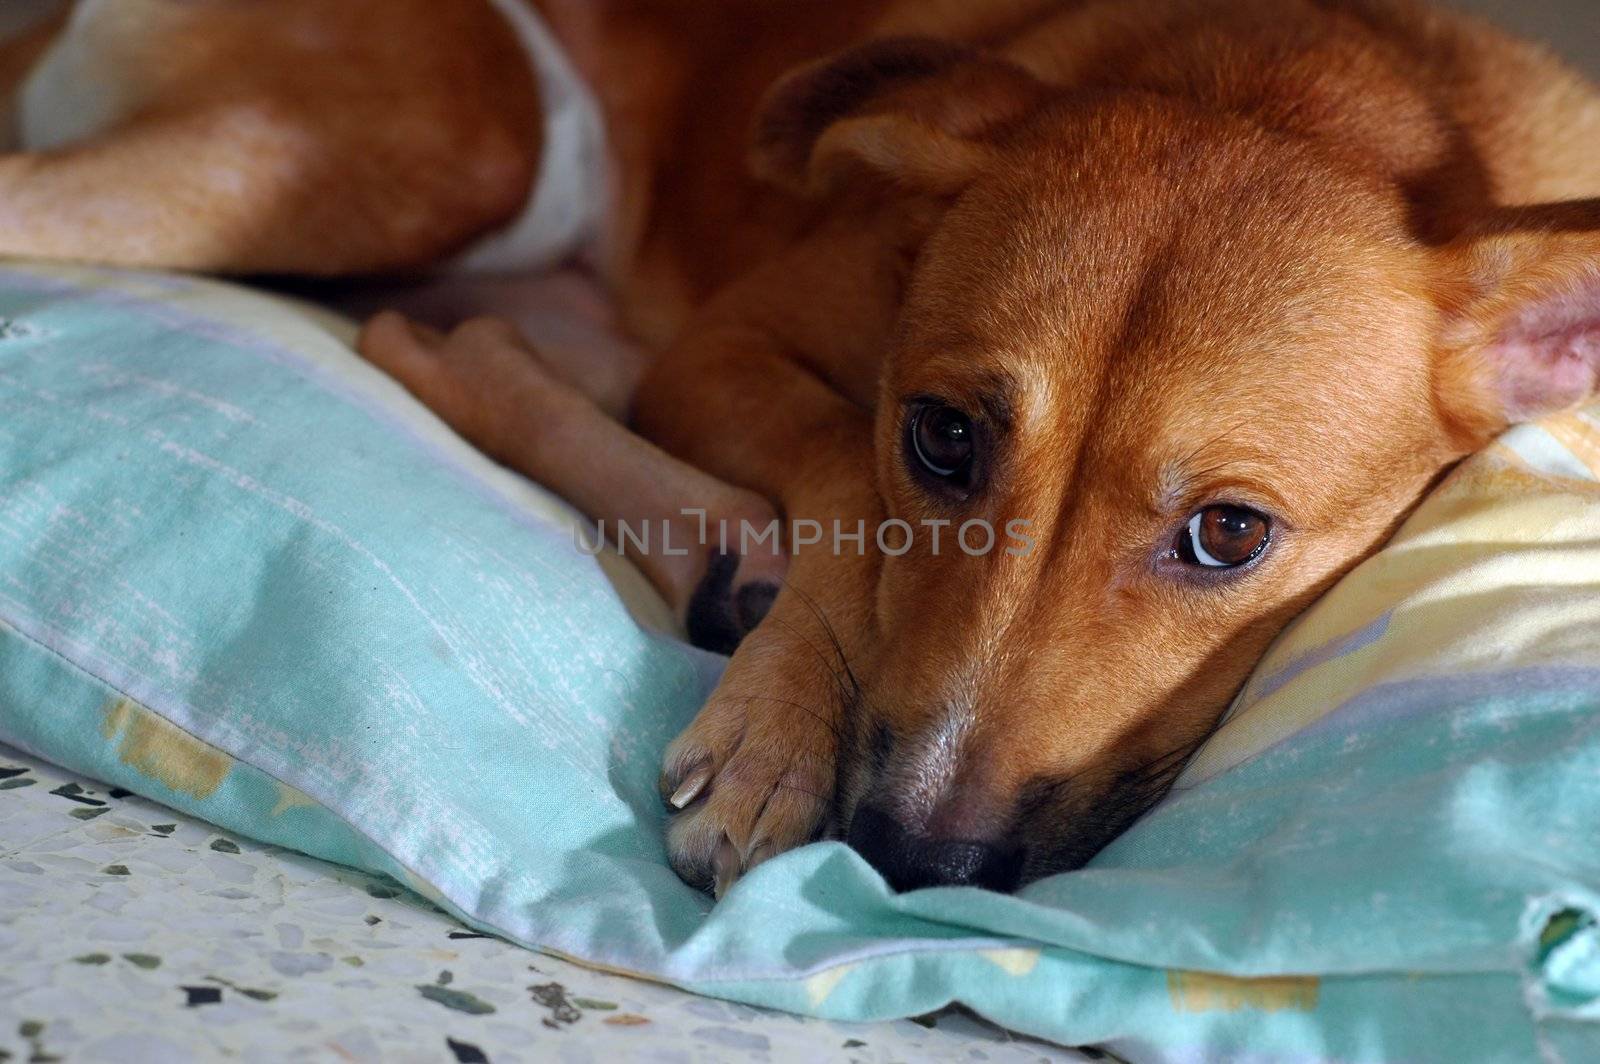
<box><xmin>846</xmin><ymin>804</ymin><xmax>1021</xmax><ymax>892</ymax></box>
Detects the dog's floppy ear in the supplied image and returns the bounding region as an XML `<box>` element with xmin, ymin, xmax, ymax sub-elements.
<box><xmin>750</xmin><ymin>36</ymin><xmax>1049</xmax><ymax>198</ymax></box>
<box><xmin>1436</xmin><ymin>215</ymin><xmax>1600</xmax><ymax>437</ymax></box>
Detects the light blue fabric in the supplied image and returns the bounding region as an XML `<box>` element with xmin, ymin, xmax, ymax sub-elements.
<box><xmin>1</xmin><ymin>264</ymin><xmax>1597</xmax><ymax>1063</ymax></box>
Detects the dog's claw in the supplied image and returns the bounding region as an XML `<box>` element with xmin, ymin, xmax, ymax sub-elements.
<box><xmin>712</xmin><ymin>836</ymin><xmax>741</xmax><ymax>899</ymax></box>
<box><xmin>662</xmin><ymin>628</ymin><xmax>839</xmax><ymax>897</ymax></box>
<box><xmin>669</xmin><ymin>765</ymin><xmax>712</xmax><ymax>809</ymax></box>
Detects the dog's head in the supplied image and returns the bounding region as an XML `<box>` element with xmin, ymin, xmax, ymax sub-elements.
<box><xmin>753</xmin><ymin>38</ymin><xmax>1600</xmax><ymax>890</ymax></box>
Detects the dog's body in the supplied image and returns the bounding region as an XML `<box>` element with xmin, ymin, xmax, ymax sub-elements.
<box><xmin>6</xmin><ymin>0</ymin><xmax>1600</xmax><ymax>893</ymax></box>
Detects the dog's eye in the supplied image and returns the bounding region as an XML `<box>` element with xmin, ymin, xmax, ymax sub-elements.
<box><xmin>909</xmin><ymin>404</ymin><xmax>975</xmax><ymax>481</ymax></box>
<box><xmin>1180</xmin><ymin>505</ymin><xmax>1270</xmax><ymax>569</ymax></box>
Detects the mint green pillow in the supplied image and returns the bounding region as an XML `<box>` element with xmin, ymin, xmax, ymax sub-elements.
<box><xmin>2</xmin><ymin>263</ymin><xmax>1597</xmax><ymax>1062</ymax></box>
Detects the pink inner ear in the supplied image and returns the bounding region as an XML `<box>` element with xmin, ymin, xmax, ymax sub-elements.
<box><xmin>1490</xmin><ymin>279</ymin><xmax>1600</xmax><ymax>422</ymax></box>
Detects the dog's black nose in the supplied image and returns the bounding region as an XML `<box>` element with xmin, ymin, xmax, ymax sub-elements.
<box><xmin>846</xmin><ymin>804</ymin><xmax>1021</xmax><ymax>892</ymax></box>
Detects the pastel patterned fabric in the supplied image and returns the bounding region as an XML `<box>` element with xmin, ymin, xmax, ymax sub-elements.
<box><xmin>0</xmin><ymin>743</ymin><xmax>1090</xmax><ymax>1064</ymax></box>
<box><xmin>0</xmin><ymin>263</ymin><xmax>1597</xmax><ymax>1062</ymax></box>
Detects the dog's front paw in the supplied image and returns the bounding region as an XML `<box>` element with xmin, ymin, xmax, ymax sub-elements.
<box><xmin>660</xmin><ymin>645</ymin><xmax>838</xmax><ymax>897</ymax></box>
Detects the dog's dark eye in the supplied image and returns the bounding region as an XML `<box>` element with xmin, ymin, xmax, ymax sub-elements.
<box><xmin>1179</xmin><ymin>505</ymin><xmax>1270</xmax><ymax>569</ymax></box>
<box><xmin>909</xmin><ymin>404</ymin><xmax>975</xmax><ymax>481</ymax></box>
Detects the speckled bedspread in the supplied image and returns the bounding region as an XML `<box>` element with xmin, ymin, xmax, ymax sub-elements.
<box><xmin>0</xmin><ymin>744</ymin><xmax>1093</xmax><ymax>1064</ymax></box>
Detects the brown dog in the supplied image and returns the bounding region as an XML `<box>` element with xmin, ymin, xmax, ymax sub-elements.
<box><xmin>5</xmin><ymin>0</ymin><xmax>1600</xmax><ymax>895</ymax></box>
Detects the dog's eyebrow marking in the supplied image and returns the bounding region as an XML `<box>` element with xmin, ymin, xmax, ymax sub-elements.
<box><xmin>1154</xmin><ymin>452</ymin><xmax>1296</xmax><ymax>518</ymax></box>
<box><xmin>976</xmin><ymin>389</ymin><xmax>1016</xmax><ymax>432</ymax></box>
<box><xmin>1150</xmin><ymin>417</ymin><xmax>1280</xmax><ymax>510</ymax></box>
<box><xmin>967</xmin><ymin>369</ymin><xmax>1019</xmax><ymax>432</ymax></box>
<box><xmin>1153</xmin><ymin>449</ymin><xmax>1248</xmax><ymax>512</ymax></box>
<box><xmin>908</xmin><ymin>363</ymin><xmax>1019</xmax><ymax>430</ymax></box>
<box><xmin>1154</xmin><ymin>463</ymin><xmax>1194</xmax><ymax>515</ymax></box>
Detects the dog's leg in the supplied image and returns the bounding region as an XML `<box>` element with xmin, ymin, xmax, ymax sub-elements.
<box><xmin>336</xmin><ymin>271</ymin><xmax>648</xmax><ymax>421</ymax></box>
<box><xmin>0</xmin><ymin>0</ymin><xmax>543</xmax><ymax>274</ymax></box>
<box><xmin>623</xmin><ymin>216</ymin><xmax>909</xmax><ymax>894</ymax></box>
<box><xmin>362</xmin><ymin>212</ymin><xmax>903</xmax><ymax>894</ymax></box>
<box><xmin>357</xmin><ymin>299</ymin><xmax>879</xmax><ymax>895</ymax></box>
<box><xmin>357</xmin><ymin>311</ymin><xmax>789</xmax><ymax>651</ymax></box>
<box><xmin>642</xmin><ymin>342</ymin><xmax>882</xmax><ymax>894</ymax></box>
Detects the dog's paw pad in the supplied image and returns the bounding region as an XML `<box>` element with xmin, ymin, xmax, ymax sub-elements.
<box><xmin>735</xmin><ymin>581</ymin><xmax>779</xmax><ymax>632</ymax></box>
<box><xmin>685</xmin><ymin>551</ymin><xmax>783</xmax><ymax>655</ymax></box>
